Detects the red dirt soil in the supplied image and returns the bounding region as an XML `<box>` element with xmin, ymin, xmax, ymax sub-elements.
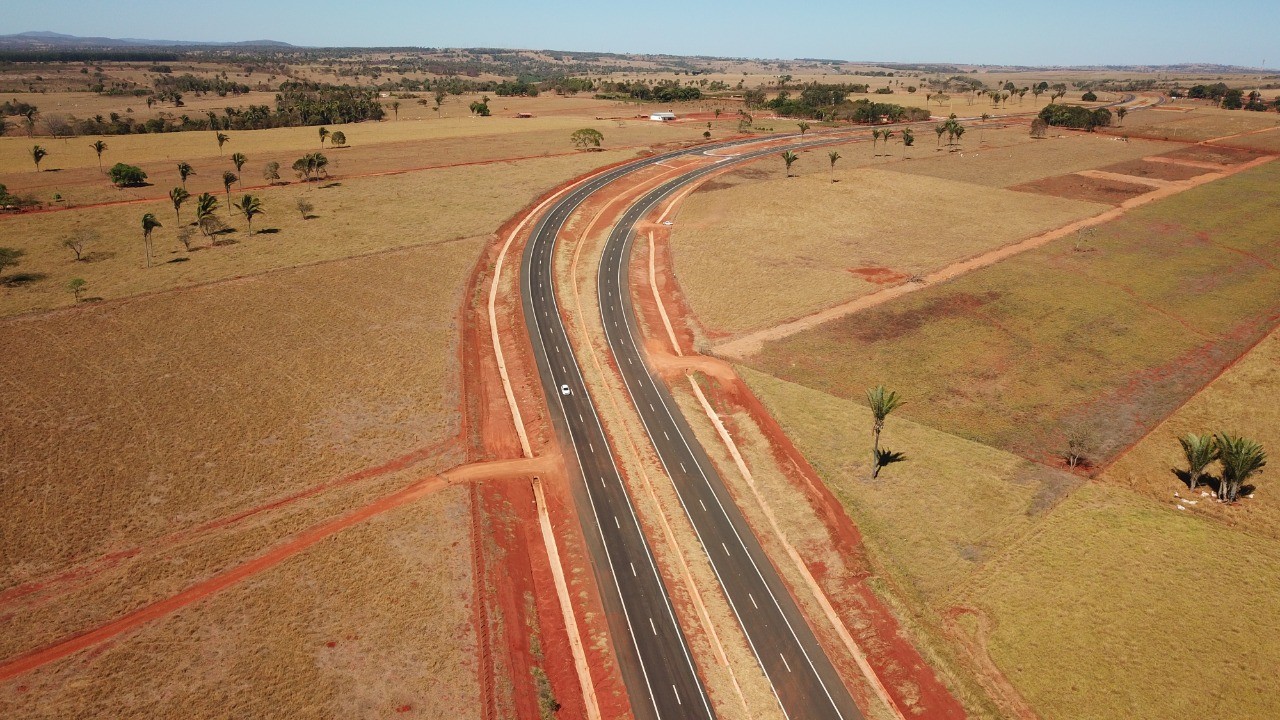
<box><xmin>635</xmin><ymin>192</ymin><xmax>967</xmax><ymax>718</ymax></box>
<box><xmin>848</xmin><ymin>266</ymin><xmax>910</xmax><ymax>285</ymax></box>
<box><xmin>1010</xmin><ymin>173</ymin><xmax>1152</xmax><ymax>205</ymax></box>
<box><xmin>1099</xmin><ymin>158</ymin><xmax>1213</xmax><ymax>182</ymax></box>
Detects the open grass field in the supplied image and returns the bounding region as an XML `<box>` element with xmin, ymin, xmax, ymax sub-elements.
<box><xmin>0</xmin><ymin>149</ymin><xmax>637</xmax><ymax>317</ymax></box>
<box><xmin>885</xmin><ymin>127</ymin><xmax>1171</xmax><ymax>188</ymax></box>
<box><xmin>0</xmin><ymin>486</ymin><xmax>478</xmax><ymax>720</ymax></box>
<box><xmin>1101</xmin><ymin>105</ymin><xmax>1280</xmax><ymax>142</ymax></box>
<box><xmin>670</xmin><ymin>162</ymin><xmax>1104</xmax><ymax>337</ymax></box>
<box><xmin>0</xmin><ymin>238</ymin><xmax>475</xmax><ymax>587</ymax></box>
<box><xmin>1210</xmin><ymin>126</ymin><xmax>1280</xmax><ymax>152</ymax></box>
<box><xmin>957</xmin><ymin>482</ymin><xmax>1280</xmax><ymax>720</ymax></box>
<box><xmin>739</xmin><ymin>159</ymin><xmax>1280</xmax><ymax>467</ymax></box>
<box><xmin>1105</xmin><ymin>326</ymin><xmax>1280</xmax><ymax>539</ymax></box>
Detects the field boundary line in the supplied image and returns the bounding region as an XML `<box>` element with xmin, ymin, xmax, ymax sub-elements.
<box><xmin>684</xmin><ymin>376</ymin><xmax>906</xmax><ymax>720</ymax></box>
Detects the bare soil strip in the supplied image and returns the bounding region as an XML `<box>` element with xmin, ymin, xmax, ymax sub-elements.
<box><xmin>715</xmin><ymin>154</ymin><xmax>1276</xmax><ymax>358</ymax></box>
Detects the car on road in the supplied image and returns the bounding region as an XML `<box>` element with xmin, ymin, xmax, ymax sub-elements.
<box><xmin>560</xmin><ymin>384</ymin><xmax>572</xmax><ymax>396</ymax></box>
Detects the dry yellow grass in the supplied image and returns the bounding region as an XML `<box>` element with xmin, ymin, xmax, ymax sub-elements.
<box><xmin>670</xmin><ymin>164</ymin><xmax>1104</xmax><ymax>336</ymax></box>
<box><xmin>1104</xmin><ymin>105</ymin><xmax>1280</xmax><ymax>142</ymax></box>
<box><xmin>0</xmin><ymin>486</ymin><xmax>479</xmax><ymax>720</ymax></box>
<box><xmin>959</xmin><ymin>482</ymin><xmax>1280</xmax><ymax>720</ymax></box>
<box><xmin>0</xmin><ymin>239</ymin><xmax>475</xmax><ymax>585</ymax></box>
<box><xmin>887</xmin><ymin>126</ymin><xmax>1171</xmax><ymax>187</ymax></box>
<box><xmin>0</xmin><ymin>149</ymin><xmax>637</xmax><ymax>317</ymax></box>
<box><xmin>1105</xmin><ymin>326</ymin><xmax>1280</xmax><ymax>539</ymax></box>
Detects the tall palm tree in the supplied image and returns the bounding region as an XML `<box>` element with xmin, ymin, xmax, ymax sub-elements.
<box><xmin>1179</xmin><ymin>434</ymin><xmax>1218</xmax><ymax>493</ymax></box>
<box><xmin>935</xmin><ymin>124</ymin><xmax>946</xmax><ymax>147</ymax></box>
<box><xmin>141</xmin><ymin>212</ymin><xmax>162</xmax><ymax>267</ymax></box>
<box><xmin>318</xmin><ymin>126</ymin><xmax>330</xmax><ymax>146</ymax></box>
<box><xmin>230</xmin><ymin>153</ymin><xmax>247</xmax><ymax>187</ymax></box>
<box><xmin>780</xmin><ymin>150</ymin><xmax>799</xmax><ymax>177</ymax></box>
<box><xmin>1215</xmin><ymin>434</ymin><xmax>1266</xmax><ymax>503</ymax></box>
<box><xmin>222</xmin><ymin>171</ymin><xmax>238</xmax><ymax>213</ymax></box>
<box><xmin>215</xmin><ymin>132</ymin><xmax>230</xmax><ymax>156</ymax></box>
<box><xmin>169</xmin><ymin>187</ymin><xmax>190</xmax><ymax>226</ymax></box>
<box><xmin>871</xmin><ymin>128</ymin><xmax>881</xmax><ymax>154</ymax></box>
<box><xmin>90</xmin><ymin>140</ymin><xmax>107</xmax><ymax>173</ymax></box>
<box><xmin>392</xmin><ymin>100</ymin><xmax>401</xmax><ymax>120</ymax></box>
<box><xmin>828</xmin><ymin>150</ymin><xmax>841</xmax><ymax>182</ymax></box>
<box><xmin>234</xmin><ymin>194</ymin><xmax>265</xmax><ymax>235</ymax></box>
<box><xmin>195</xmin><ymin>193</ymin><xmax>219</xmax><ymax>239</ymax></box>
<box><xmin>31</xmin><ymin>145</ymin><xmax>48</xmax><ymax>172</ymax></box>
<box><xmin>177</xmin><ymin>161</ymin><xmax>195</xmax><ymax>189</ymax></box>
<box><xmin>866</xmin><ymin>385</ymin><xmax>903</xmax><ymax>478</ymax></box>
<box><xmin>901</xmin><ymin>128</ymin><xmax>914</xmax><ymax>158</ymax></box>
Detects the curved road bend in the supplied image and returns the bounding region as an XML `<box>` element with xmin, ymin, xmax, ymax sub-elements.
<box><xmin>520</xmin><ymin>130</ymin><xmax>887</xmax><ymax>719</ymax></box>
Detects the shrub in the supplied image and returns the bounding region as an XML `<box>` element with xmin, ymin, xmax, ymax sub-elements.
<box><xmin>1081</xmin><ymin>91</ymin><xmax>1098</xmax><ymax>101</ymax></box>
<box><xmin>1038</xmin><ymin>104</ymin><xmax>1112</xmax><ymax>131</ymax></box>
<box><xmin>108</xmin><ymin>162</ymin><xmax>148</xmax><ymax>187</ymax></box>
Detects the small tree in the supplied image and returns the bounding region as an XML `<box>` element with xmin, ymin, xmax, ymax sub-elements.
<box><xmin>1216</xmin><ymin>434</ymin><xmax>1266</xmax><ymax>503</ymax></box>
<box><xmin>797</xmin><ymin>121</ymin><xmax>810</xmax><ymax>135</ymax></box>
<box><xmin>263</xmin><ymin>161</ymin><xmax>281</xmax><ymax>184</ymax></box>
<box><xmin>108</xmin><ymin>163</ymin><xmax>148</xmax><ymax>187</ymax></box>
<box><xmin>62</xmin><ymin>230</ymin><xmax>95</xmax><ymax>261</ymax></box>
<box><xmin>67</xmin><ymin>278</ymin><xmax>87</xmax><ymax>302</ymax></box>
<box><xmin>195</xmin><ymin>193</ymin><xmax>219</xmax><ymax>238</ymax></box>
<box><xmin>828</xmin><ymin>150</ymin><xmax>841</xmax><ymax>182</ymax></box>
<box><xmin>329</xmin><ymin>131</ymin><xmax>346</xmax><ymax>146</ymax></box>
<box><xmin>176</xmin><ymin>227</ymin><xmax>194</xmax><ymax>251</ymax></box>
<box><xmin>234</xmin><ymin>194</ymin><xmax>265</xmax><ymax>234</ymax></box>
<box><xmin>177</xmin><ymin>161</ymin><xmax>195</xmax><ymax>189</ymax></box>
<box><xmin>215</xmin><ymin>131</ymin><xmax>230</xmax><ymax>155</ymax></box>
<box><xmin>901</xmin><ymin>128</ymin><xmax>914</xmax><ymax>158</ymax></box>
<box><xmin>469</xmin><ymin>100</ymin><xmax>491</xmax><ymax>116</ymax></box>
<box><xmin>1116</xmin><ymin>106</ymin><xmax>1128</xmax><ymax>126</ymax></box>
<box><xmin>32</xmin><ymin>145</ymin><xmax>48</xmax><ymax>172</ymax></box>
<box><xmin>570</xmin><ymin>128</ymin><xmax>604</xmax><ymax>150</ymax></box>
<box><xmin>318</xmin><ymin>127</ymin><xmax>330</xmax><ymax>146</ymax></box>
<box><xmin>1063</xmin><ymin>425</ymin><xmax>1097</xmax><ymax>471</ymax></box>
<box><xmin>867</xmin><ymin>386</ymin><xmax>903</xmax><ymax>478</ymax></box>
<box><xmin>392</xmin><ymin>100</ymin><xmax>401</xmax><ymax>120</ymax></box>
<box><xmin>141</xmin><ymin>212</ymin><xmax>162</xmax><ymax>267</ymax></box>
<box><xmin>296</xmin><ymin>197</ymin><xmax>315</xmax><ymax>219</ymax></box>
<box><xmin>90</xmin><ymin>140</ymin><xmax>107</xmax><ymax>173</ymax></box>
<box><xmin>230</xmin><ymin>153</ymin><xmax>247</xmax><ymax>187</ymax></box>
<box><xmin>0</xmin><ymin>247</ymin><xmax>24</xmax><ymax>280</ymax></box>
<box><xmin>1179</xmin><ymin>433</ymin><xmax>1218</xmax><ymax>493</ymax></box>
<box><xmin>780</xmin><ymin>149</ymin><xmax>799</xmax><ymax>177</ymax></box>
<box><xmin>1030</xmin><ymin>117</ymin><xmax>1049</xmax><ymax>139</ymax></box>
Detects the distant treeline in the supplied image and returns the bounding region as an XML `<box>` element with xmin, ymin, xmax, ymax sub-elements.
<box><xmin>0</xmin><ymin>50</ymin><xmax>181</xmax><ymax>63</ymax></box>
<box><xmin>744</xmin><ymin>83</ymin><xmax>931</xmax><ymax>123</ymax></box>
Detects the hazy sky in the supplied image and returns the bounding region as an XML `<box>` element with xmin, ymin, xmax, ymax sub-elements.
<box><xmin>6</xmin><ymin>0</ymin><xmax>1278</xmax><ymax>67</ymax></box>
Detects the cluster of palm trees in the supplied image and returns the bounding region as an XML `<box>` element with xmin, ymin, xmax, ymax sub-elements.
<box><xmin>1179</xmin><ymin>433</ymin><xmax>1266</xmax><ymax>503</ymax></box>
<box><xmin>155</xmin><ymin>184</ymin><xmax>265</xmax><ymax>263</ymax></box>
<box><xmin>935</xmin><ymin>115</ymin><xmax>966</xmax><ymax>149</ymax></box>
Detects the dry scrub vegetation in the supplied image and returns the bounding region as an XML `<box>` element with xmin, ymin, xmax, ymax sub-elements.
<box><xmin>0</xmin><ymin>239</ymin><xmax>476</xmax><ymax>586</ymax></box>
<box><xmin>0</xmin><ymin>150</ymin><xmax>633</xmax><ymax>317</ymax></box>
<box><xmin>1</xmin><ymin>487</ymin><xmax>479</xmax><ymax>720</ymax></box>
<box><xmin>741</xmin><ymin>160</ymin><xmax>1280</xmax><ymax>465</ymax></box>
<box><xmin>671</xmin><ymin>164</ymin><xmax>1104</xmax><ymax>336</ymax></box>
<box><xmin>1099</xmin><ymin>105</ymin><xmax>1280</xmax><ymax>142</ymax></box>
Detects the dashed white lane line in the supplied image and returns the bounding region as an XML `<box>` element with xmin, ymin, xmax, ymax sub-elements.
<box><xmin>673</xmin><ymin>685</ymin><xmax>682</xmax><ymax>705</ymax></box>
<box><xmin>749</xmin><ymin>593</ymin><xmax>758</xmax><ymax>609</ymax></box>
<box><xmin>780</xmin><ymin>653</ymin><xmax>792</xmax><ymax>673</ymax></box>
<box><xmin>630</xmin><ymin>562</ymin><xmax>637</xmax><ymax>576</ymax></box>
<box><xmin>650</xmin><ymin>617</ymin><xmax>658</xmax><ymax>635</ymax></box>
<box><xmin>722</xmin><ymin>542</ymin><xmax>731</xmax><ymax>556</ymax></box>
<box><xmin>614</xmin><ymin>515</ymin><xmax>620</xmax><ymax>528</ymax></box>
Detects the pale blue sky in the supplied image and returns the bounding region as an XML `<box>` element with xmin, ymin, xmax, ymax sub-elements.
<box><xmin>5</xmin><ymin>0</ymin><xmax>1277</xmax><ymax>67</ymax></box>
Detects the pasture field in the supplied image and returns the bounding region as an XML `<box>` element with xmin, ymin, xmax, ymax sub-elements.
<box><xmin>1105</xmin><ymin>326</ymin><xmax>1280</xmax><ymax>539</ymax></box>
<box><xmin>0</xmin><ymin>486</ymin><xmax>478</xmax><ymax>720</ymax></box>
<box><xmin>1100</xmin><ymin>105</ymin><xmax>1280</xmax><ymax>142</ymax></box>
<box><xmin>958</xmin><ymin>482</ymin><xmax>1280</xmax><ymax>720</ymax></box>
<box><xmin>739</xmin><ymin>368</ymin><xmax>1280</xmax><ymax>720</ymax></box>
<box><xmin>670</xmin><ymin>163</ymin><xmax>1104</xmax><ymax>337</ymax></box>
<box><xmin>0</xmin><ymin>239</ymin><xmax>476</xmax><ymax>588</ymax></box>
<box><xmin>0</xmin><ymin>149</ymin><xmax>635</xmax><ymax>317</ymax></box>
<box><xmin>1210</xmin><ymin>126</ymin><xmax>1280</xmax><ymax>152</ymax></box>
<box><xmin>885</xmin><ymin>126</ymin><xmax>1170</xmax><ymax>187</ymax></box>
<box><xmin>739</xmin><ymin>160</ymin><xmax>1280</xmax><ymax>466</ymax></box>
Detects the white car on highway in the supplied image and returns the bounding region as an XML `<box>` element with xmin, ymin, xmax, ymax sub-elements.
<box><xmin>560</xmin><ymin>384</ymin><xmax>572</xmax><ymax>396</ymax></box>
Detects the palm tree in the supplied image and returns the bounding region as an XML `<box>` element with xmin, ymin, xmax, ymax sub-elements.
<box><xmin>141</xmin><ymin>212</ymin><xmax>162</xmax><ymax>267</ymax></box>
<box><xmin>979</xmin><ymin>113</ymin><xmax>990</xmax><ymax>144</ymax></box>
<box><xmin>882</xmin><ymin>130</ymin><xmax>895</xmax><ymax>153</ymax></box>
<box><xmin>866</xmin><ymin>386</ymin><xmax>903</xmax><ymax>478</ymax></box>
<box><xmin>169</xmin><ymin>187</ymin><xmax>190</xmax><ymax>225</ymax></box>
<box><xmin>392</xmin><ymin>100</ymin><xmax>401</xmax><ymax>120</ymax></box>
<box><xmin>1179</xmin><ymin>434</ymin><xmax>1218</xmax><ymax>493</ymax></box>
<box><xmin>177</xmin><ymin>161</ymin><xmax>195</xmax><ymax>189</ymax></box>
<box><xmin>318</xmin><ymin>127</ymin><xmax>330</xmax><ymax>146</ymax></box>
<box><xmin>1215</xmin><ymin>434</ymin><xmax>1266</xmax><ymax>503</ymax></box>
<box><xmin>195</xmin><ymin>192</ymin><xmax>219</xmax><ymax>239</ymax></box>
<box><xmin>901</xmin><ymin>128</ymin><xmax>914</xmax><ymax>158</ymax></box>
<box><xmin>828</xmin><ymin>150</ymin><xmax>841</xmax><ymax>182</ymax></box>
<box><xmin>935</xmin><ymin>124</ymin><xmax>946</xmax><ymax>148</ymax></box>
<box><xmin>871</xmin><ymin>128</ymin><xmax>881</xmax><ymax>154</ymax></box>
<box><xmin>234</xmin><ymin>194</ymin><xmax>265</xmax><ymax>235</ymax></box>
<box><xmin>797</xmin><ymin>121</ymin><xmax>810</xmax><ymax>135</ymax></box>
<box><xmin>90</xmin><ymin>140</ymin><xmax>107</xmax><ymax>173</ymax></box>
<box><xmin>230</xmin><ymin>153</ymin><xmax>247</xmax><ymax>187</ymax></box>
<box><xmin>1116</xmin><ymin>107</ymin><xmax>1128</xmax><ymax>126</ymax></box>
<box><xmin>780</xmin><ymin>150</ymin><xmax>799</xmax><ymax>177</ymax></box>
<box><xmin>31</xmin><ymin>145</ymin><xmax>48</xmax><ymax>172</ymax></box>
<box><xmin>215</xmin><ymin>132</ymin><xmax>229</xmax><ymax>155</ymax></box>
<box><xmin>222</xmin><ymin>171</ymin><xmax>238</xmax><ymax>212</ymax></box>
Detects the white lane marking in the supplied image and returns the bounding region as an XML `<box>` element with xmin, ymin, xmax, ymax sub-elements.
<box><xmin>578</xmin><ymin>413</ymin><xmax>584</xmax><ymax>422</ymax></box>
<box><xmin>631</xmin><ymin>562</ymin><xmax>637</xmax><ymax>576</ymax></box>
<box><xmin>750</xmin><ymin>593</ymin><xmax>758</xmax><ymax>609</ymax></box>
<box><xmin>650</xmin><ymin>617</ymin><xmax>658</xmax><ymax>635</ymax></box>
<box><xmin>722</xmin><ymin>543</ymin><xmax>731</xmax><ymax>556</ymax></box>
<box><xmin>628</xmin><ymin>357</ymin><xmax>633</xmax><ymax>365</ymax></box>
<box><xmin>780</xmin><ymin>653</ymin><xmax>792</xmax><ymax>673</ymax></box>
<box><xmin>614</xmin><ymin>515</ymin><xmax>620</xmax><ymax>529</ymax></box>
<box><xmin>663</xmin><ymin>431</ymin><xmax>669</xmax><ymax>440</ymax></box>
<box><xmin>649</xmin><ymin>403</ymin><xmax>655</xmax><ymax>411</ymax></box>
<box><xmin>679</xmin><ymin>462</ymin><xmax>686</xmax><ymax>472</ymax></box>
<box><xmin>674</xmin><ymin>685</ymin><xmax>682</xmax><ymax>705</ymax></box>
<box><xmin>588</xmin><ymin>442</ymin><xmax>594</xmax><ymax>452</ymax></box>
<box><xmin>699</xmin><ymin>499</ymin><xmax>707</xmax><ymax>511</ymax></box>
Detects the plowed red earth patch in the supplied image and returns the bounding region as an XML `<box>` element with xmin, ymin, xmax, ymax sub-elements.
<box><xmin>1100</xmin><ymin>158</ymin><xmax>1211</xmax><ymax>182</ymax></box>
<box><xmin>1010</xmin><ymin>173</ymin><xmax>1151</xmax><ymax>204</ymax></box>
<box><xmin>848</xmin><ymin>266</ymin><xmax>909</xmax><ymax>285</ymax></box>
